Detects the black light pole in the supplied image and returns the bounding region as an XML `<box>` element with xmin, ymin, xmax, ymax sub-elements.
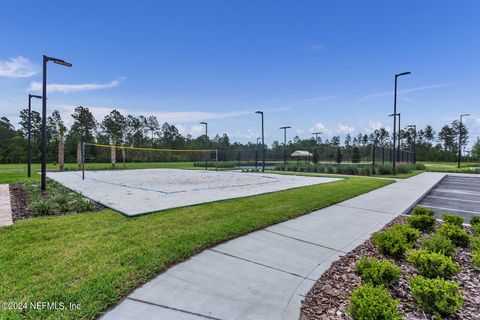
<box><xmin>255</xmin><ymin>111</ymin><xmax>265</xmax><ymax>172</ymax></box>
<box><xmin>27</xmin><ymin>94</ymin><xmax>42</xmax><ymax>177</ymax></box>
<box><xmin>389</xmin><ymin>113</ymin><xmax>399</xmax><ymax>167</ymax></box>
<box><xmin>41</xmin><ymin>55</ymin><xmax>72</xmax><ymax>191</ymax></box>
<box><xmin>255</xmin><ymin>137</ymin><xmax>261</xmax><ymax>170</ymax></box>
<box><xmin>406</xmin><ymin>125</ymin><xmax>417</xmax><ymax>164</ymax></box>
<box><xmin>392</xmin><ymin>72</ymin><xmax>411</xmax><ymax>175</ymax></box>
<box><xmin>312</xmin><ymin>132</ymin><xmax>322</xmax><ymax>144</ymax></box>
<box><xmin>280</xmin><ymin>126</ymin><xmax>291</xmax><ymax>164</ymax></box>
<box><xmin>200</xmin><ymin>121</ymin><xmax>208</xmax><ymax>170</ymax></box>
<box><xmin>397</xmin><ymin>112</ymin><xmax>401</xmax><ymax>162</ymax></box>
<box><xmin>457</xmin><ymin>114</ymin><xmax>470</xmax><ymax>168</ymax></box>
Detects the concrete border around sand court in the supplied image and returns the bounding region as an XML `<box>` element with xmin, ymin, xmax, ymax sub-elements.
<box><xmin>0</xmin><ymin>184</ymin><xmax>13</xmax><ymax>227</ymax></box>
<box><xmin>47</xmin><ymin>169</ymin><xmax>342</xmax><ymax>217</ymax></box>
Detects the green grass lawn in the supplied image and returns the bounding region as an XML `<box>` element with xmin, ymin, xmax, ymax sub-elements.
<box><xmin>419</xmin><ymin>161</ymin><xmax>480</xmax><ymax>173</ymax></box>
<box><xmin>0</xmin><ymin>176</ymin><xmax>392</xmax><ymax>319</ymax></box>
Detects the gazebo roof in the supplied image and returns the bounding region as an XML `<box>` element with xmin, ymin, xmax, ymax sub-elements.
<box><xmin>291</xmin><ymin>150</ymin><xmax>313</xmax><ymax>157</ymax></box>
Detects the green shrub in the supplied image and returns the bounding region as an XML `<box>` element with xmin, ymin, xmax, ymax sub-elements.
<box><xmin>347</xmin><ymin>284</ymin><xmax>402</xmax><ymax>320</ymax></box>
<box><xmin>407</xmin><ymin>215</ymin><xmax>435</xmax><ymax>231</ymax></box>
<box><xmin>372</xmin><ymin>224</ymin><xmax>419</xmax><ymax>258</ymax></box>
<box><xmin>422</xmin><ymin>234</ymin><xmax>456</xmax><ymax>257</ymax></box>
<box><xmin>51</xmin><ymin>192</ymin><xmax>71</xmax><ymax>213</ymax></box>
<box><xmin>407</xmin><ymin>249</ymin><xmax>460</xmax><ymax>279</ymax></box>
<box><xmin>438</xmin><ymin>223</ymin><xmax>470</xmax><ymax>247</ymax></box>
<box><xmin>29</xmin><ymin>199</ymin><xmax>54</xmax><ymax>216</ymax></box>
<box><xmin>413</xmin><ymin>206</ymin><xmax>435</xmax><ymax>217</ymax></box>
<box><xmin>443</xmin><ymin>214</ymin><xmax>464</xmax><ymax>227</ymax></box>
<box><xmin>415</xmin><ymin>163</ymin><xmax>426</xmax><ymax>170</ymax></box>
<box><xmin>472</xmin><ymin>251</ymin><xmax>480</xmax><ymax>269</ymax></box>
<box><xmin>409</xmin><ymin>276</ymin><xmax>463</xmax><ymax>318</ymax></box>
<box><xmin>473</xmin><ymin>224</ymin><xmax>480</xmax><ymax>236</ymax></box>
<box><xmin>470</xmin><ymin>216</ymin><xmax>480</xmax><ymax>226</ymax></box>
<box><xmin>356</xmin><ymin>258</ymin><xmax>401</xmax><ymax>287</ymax></box>
<box><xmin>470</xmin><ymin>236</ymin><xmax>480</xmax><ymax>252</ymax></box>
<box><xmin>376</xmin><ymin>164</ymin><xmax>393</xmax><ymax>175</ymax></box>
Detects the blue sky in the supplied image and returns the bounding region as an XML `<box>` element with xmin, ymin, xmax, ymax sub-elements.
<box><xmin>1</xmin><ymin>0</ymin><xmax>479</xmax><ymax>146</ymax></box>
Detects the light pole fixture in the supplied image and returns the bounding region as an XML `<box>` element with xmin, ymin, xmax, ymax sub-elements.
<box><xmin>406</xmin><ymin>124</ymin><xmax>417</xmax><ymax>164</ymax></box>
<box><xmin>200</xmin><ymin>122</ymin><xmax>208</xmax><ymax>170</ymax></box>
<box><xmin>41</xmin><ymin>55</ymin><xmax>72</xmax><ymax>191</ymax></box>
<box><xmin>27</xmin><ymin>94</ymin><xmax>42</xmax><ymax>177</ymax></box>
<box><xmin>312</xmin><ymin>132</ymin><xmax>322</xmax><ymax>144</ymax></box>
<box><xmin>280</xmin><ymin>126</ymin><xmax>291</xmax><ymax>164</ymax></box>
<box><xmin>458</xmin><ymin>114</ymin><xmax>470</xmax><ymax>168</ymax></box>
<box><xmin>255</xmin><ymin>111</ymin><xmax>265</xmax><ymax>172</ymax></box>
<box><xmin>392</xmin><ymin>71</ymin><xmax>411</xmax><ymax>175</ymax></box>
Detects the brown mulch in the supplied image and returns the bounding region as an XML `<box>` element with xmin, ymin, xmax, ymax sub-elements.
<box><xmin>301</xmin><ymin>216</ymin><xmax>480</xmax><ymax>320</ymax></box>
<box><xmin>9</xmin><ymin>184</ymin><xmax>103</xmax><ymax>221</ymax></box>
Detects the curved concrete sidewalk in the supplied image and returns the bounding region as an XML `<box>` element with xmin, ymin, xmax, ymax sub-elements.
<box><xmin>101</xmin><ymin>172</ymin><xmax>445</xmax><ymax>320</ymax></box>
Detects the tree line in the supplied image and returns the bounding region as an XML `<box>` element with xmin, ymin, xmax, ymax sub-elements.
<box><xmin>0</xmin><ymin>106</ymin><xmax>478</xmax><ymax>164</ymax></box>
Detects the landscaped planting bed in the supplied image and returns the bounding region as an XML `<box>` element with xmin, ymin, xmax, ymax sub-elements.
<box><xmin>301</xmin><ymin>209</ymin><xmax>480</xmax><ymax>320</ymax></box>
<box><xmin>9</xmin><ymin>179</ymin><xmax>102</xmax><ymax>220</ymax></box>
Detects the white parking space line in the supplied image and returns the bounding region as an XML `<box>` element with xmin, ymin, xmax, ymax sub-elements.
<box><xmin>426</xmin><ymin>195</ymin><xmax>480</xmax><ymax>203</ymax></box>
<box><xmin>435</xmin><ymin>189</ymin><xmax>480</xmax><ymax>196</ymax></box>
<box><xmin>418</xmin><ymin>205</ymin><xmax>480</xmax><ymax>215</ymax></box>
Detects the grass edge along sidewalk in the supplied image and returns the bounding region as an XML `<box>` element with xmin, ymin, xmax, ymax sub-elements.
<box><xmin>0</xmin><ymin>177</ymin><xmax>391</xmax><ymax>320</ymax></box>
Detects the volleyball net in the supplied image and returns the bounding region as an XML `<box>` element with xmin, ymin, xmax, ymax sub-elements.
<box><xmin>78</xmin><ymin>143</ymin><xmax>218</xmax><ymax>171</ymax></box>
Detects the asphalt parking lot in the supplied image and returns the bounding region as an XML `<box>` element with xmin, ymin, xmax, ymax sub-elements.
<box><xmin>416</xmin><ymin>175</ymin><xmax>480</xmax><ymax>223</ymax></box>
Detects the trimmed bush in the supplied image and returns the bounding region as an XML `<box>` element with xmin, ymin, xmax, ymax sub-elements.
<box><xmin>443</xmin><ymin>214</ymin><xmax>464</xmax><ymax>227</ymax></box>
<box><xmin>407</xmin><ymin>215</ymin><xmax>435</xmax><ymax>231</ymax></box>
<box><xmin>473</xmin><ymin>224</ymin><xmax>480</xmax><ymax>237</ymax></box>
<box><xmin>422</xmin><ymin>234</ymin><xmax>456</xmax><ymax>257</ymax></box>
<box><xmin>415</xmin><ymin>163</ymin><xmax>426</xmax><ymax>170</ymax></box>
<box><xmin>470</xmin><ymin>215</ymin><xmax>480</xmax><ymax>226</ymax></box>
<box><xmin>438</xmin><ymin>223</ymin><xmax>470</xmax><ymax>247</ymax></box>
<box><xmin>28</xmin><ymin>199</ymin><xmax>54</xmax><ymax>216</ymax></box>
<box><xmin>347</xmin><ymin>284</ymin><xmax>402</xmax><ymax>320</ymax></box>
<box><xmin>409</xmin><ymin>276</ymin><xmax>463</xmax><ymax>318</ymax></box>
<box><xmin>407</xmin><ymin>249</ymin><xmax>460</xmax><ymax>279</ymax></box>
<box><xmin>413</xmin><ymin>206</ymin><xmax>435</xmax><ymax>217</ymax></box>
<box><xmin>356</xmin><ymin>258</ymin><xmax>401</xmax><ymax>287</ymax></box>
<box><xmin>472</xmin><ymin>251</ymin><xmax>480</xmax><ymax>269</ymax></box>
<box><xmin>372</xmin><ymin>224</ymin><xmax>420</xmax><ymax>258</ymax></box>
<box><xmin>470</xmin><ymin>236</ymin><xmax>480</xmax><ymax>252</ymax></box>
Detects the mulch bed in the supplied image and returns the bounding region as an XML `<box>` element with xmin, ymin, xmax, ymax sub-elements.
<box><xmin>9</xmin><ymin>184</ymin><xmax>103</xmax><ymax>221</ymax></box>
<box><xmin>301</xmin><ymin>216</ymin><xmax>480</xmax><ymax>320</ymax></box>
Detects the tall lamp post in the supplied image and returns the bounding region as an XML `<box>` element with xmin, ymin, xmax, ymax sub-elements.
<box><xmin>406</xmin><ymin>124</ymin><xmax>416</xmax><ymax>164</ymax></box>
<box><xmin>27</xmin><ymin>94</ymin><xmax>42</xmax><ymax>177</ymax></box>
<box><xmin>397</xmin><ymin>112</ymin><xmax>401</xmax><ymax>162</ymax></box>
<box><xmin>41</xmin><ymin>55</ymin><xmax>72</xmax><ymax>191</ymax></box>
<box><xmin>458</xmin><ymin>114</ymin><xmax>470</xmax><ymax>168</ymax></box>
<box><xmin>255</xmin><ymin>111</ymin><xmax>265</xmax><ymax>172</ymax></box>
<box><xmin>280</xmin><ymin>126</ymin><xmax>291</xmax><ymax>164</ymax></box>
<box><xmin>392</xmin><ymin>72</ymin><xmax>411</xmax><ymax>175</ymax></box>
<box><xmin>200</xmin><ymin>122</ymin><xmax>208</xmax><ymax>170</ymax></box>
<box><xmin>389</xmin><ymin>113</ymin><xmax>399</xmax><ymax>167</ymax></box>
<box><xmin>312</xmin><ymin>132</ymin><xmax>322</xmax><ymax>144</ymax></box>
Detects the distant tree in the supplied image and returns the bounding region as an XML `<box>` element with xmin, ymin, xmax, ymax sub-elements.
<box><xmin>101</xmin><ymin>109</ymin><xmax>127</xmax><ymax>145</ymax></box>
<box><xmin>344</xmin><ymin>134</ymin><xmax>352</xmax><ymax>148</ymax></box>
<box><xmin>438</xmin><ymin>125</ymin><xmax>456</xmax><ymax>151</ymax></box>
<box><xmin>471</xmin><ymin>138</ymin><xmax>480</xmax><ymax>161</ymax></box>
<box><xmin>70</xmin><ymin>106</ymin><xmax>97</xmax><ymax>141</ymax></box>
<box><xmin>335</xmin><ymin>147</ymin><xmax>343</xmax><ymax>164</ymax></box>
<box><xmin>331</xmin><ymin>135</ymin><xmax>341</xmax><ymax>147</ymax></box>
<box><xmin>312</xmin><ymin>148</ymin><xmax>320</xmax><ymax>164</ymax></box>
<box><xmin>146</xmin><ymin>115</ymin><xmax>159</xmax><ymax>143</ymax></box>
<box><xmin>351</xmin><ymin>146</ymin><xmax>361</xmax><ymax>163</ymax></box>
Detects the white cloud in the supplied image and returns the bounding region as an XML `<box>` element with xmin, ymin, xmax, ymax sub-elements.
<box><xmin>229</xmin><ymin>129</ymin><xmax>258</xmax><ymax>140</ymax></box>
<box><xmin>309</xmin><ymin>122</ymin><xmax>331</xmax><ymax>136</ymax></box>
<box><xmin>366</xmin><ymin>120</ymin><xmax>391</xmax><ymax>133</ymax></box>
<box><xmin>296</xmin><ymin>128</ymin><xmax>305</xmax><ymax>134</ymax></box>
<box><xmin>0</xmin><ymin>56</ymin><xmax>39</xmax><ymax>78</ymax></box>
<box><xmin>337</xmin><ymin>123</ymin><xmax>355</xmax><ymax>134</ymax></box>
<box><xmin>294</xmin><ymin>95</ymin><xmax>340</xmax><ymax>104</ymax></box>
<box><xmin>309</xmin><ymin>43</ymin><xmax>325</xmax><ymax>51</ymax></box>
<box><xmin>28</xmin><ymin>78</ymin><xmax>123</xmax><ymax>93</ymax></box>
<box><xmin>361</xmin><ymin>83</ymin><xmax>458</xmax><ymax>101</ymax></box>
